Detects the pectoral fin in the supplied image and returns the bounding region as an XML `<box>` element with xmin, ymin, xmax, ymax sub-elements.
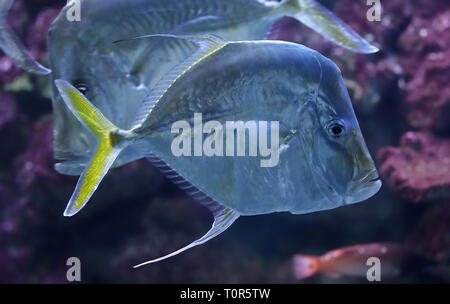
<box><xmin>0</xmin><ymin>0</ymin><xmax>51</xmax><ymax>74</ymax></box>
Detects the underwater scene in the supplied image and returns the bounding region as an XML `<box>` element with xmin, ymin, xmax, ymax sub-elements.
<box><xmin>0</xmin><ymin>0</ymin><xmax>449</xmax><ymax>284</ymax></box>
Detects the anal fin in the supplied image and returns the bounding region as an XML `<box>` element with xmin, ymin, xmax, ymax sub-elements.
<box><xmin>133</xmin><ymin>154</ymin><xmax>240</xmax><ymax>268</ymax></box>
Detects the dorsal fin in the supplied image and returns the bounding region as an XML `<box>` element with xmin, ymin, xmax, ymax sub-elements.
<box><xmin>115</xmin><ymin>34</ymin><xmax>228</xmax><ymax>130</ymax></box>
<box><xmin>133</xmin><ymin>153</ymin><xmax>240</xmax><ymax>268</ymax></box>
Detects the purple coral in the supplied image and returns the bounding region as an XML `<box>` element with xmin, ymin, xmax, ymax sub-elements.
<box><xmin>14</xmin><ymin>119</ymin><xmax>62</xmax><ymax>188</ymax></box>
<box><xmin>378</xmin><ymin>132</ymin><xmax>450</xmax><ymax>203</ymax></box>
<box><xmin>0</xmin><ymin>56</ymin><xmax>23</xmax><ymax>83</ymax></box>
<box><xmin>399</xmin><ymin>10</ymin><xmax>450</xmax><ymax>131</ymax></box>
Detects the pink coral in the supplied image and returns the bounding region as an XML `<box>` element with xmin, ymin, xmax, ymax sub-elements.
<box><xmin>399</xmin><ymin>9</ymin><xmax>450</xmax><ymax>130</ymax></box>
<box><xmin>0</xmin><ymin>56</ymin><xmax>23</xmax><ymax>83</ymax></box>
<box><xmin>378</xmin><ymin>132</ymin><xmax>450</xmax><ymax>203</ymax></box>
<box><xmin>14</xmin><ymin>119</ymin><xmax>61</xmax><ymax>188</ymax></box>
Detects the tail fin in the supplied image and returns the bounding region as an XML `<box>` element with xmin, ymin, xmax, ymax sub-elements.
<box><xmin>284</xmin><ymin>0</ymin><xmax>379</xmax><ymax>54</ymax></box>
<box><xmin>0</xmin><ymin>0</ymin><xmax>51</xmax><ymax>74</ymax></box>
<box><xmin>55</xmin><ymin>80</ymin><xmax>129</xmax><ymax>216</ymax></box>
<box><xmin>293</xmin><ymin>254</ymin><xmax>321</xmax><ymax>280</ymax></box>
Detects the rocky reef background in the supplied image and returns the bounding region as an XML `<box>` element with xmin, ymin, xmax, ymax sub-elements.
<box><xmin>0</xmin><ymin>0</ymin><xmax>449</xmax><ymax>283</ymax></box>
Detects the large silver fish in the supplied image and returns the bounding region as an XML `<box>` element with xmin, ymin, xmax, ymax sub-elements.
<box><xmin>55</xmin><ymin>35</ymin><xmax>381</xmax><ymax>266</ymax></box>
<box><xmin>1</xmin><ymin>0</ymin><xmax>379</xmax><ymax>175</ymax></box>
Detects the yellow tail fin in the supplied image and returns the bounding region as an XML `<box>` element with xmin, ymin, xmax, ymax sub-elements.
<box><xmin>55</xmin><ymin>80</ymin><xmax>126</xmax><ymax>216</ymax></box>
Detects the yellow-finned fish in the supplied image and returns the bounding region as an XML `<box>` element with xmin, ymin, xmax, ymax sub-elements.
<box><xmin>55</xmin><ymin>35</ymin><xmax>381</xmax><ymax>266</ymax></box>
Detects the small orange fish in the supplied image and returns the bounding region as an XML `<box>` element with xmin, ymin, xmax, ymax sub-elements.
<box><xmin>293</xmin><ymin>243</ymin><xmax>430</xmax><ymax>280</ymax></box>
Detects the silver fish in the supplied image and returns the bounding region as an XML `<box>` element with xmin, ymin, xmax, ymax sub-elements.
<box><xmin>1</xmin><ymin>0</ymin><xmax>378</xmax><ymax>76</ymax></box>
<box><xmin>55</xmin><ymin>35</ymin><xmax>381</xmax><ymax>266</ymax></box>
<box><xmin>43</xmin><ymin>0</ymin><xmax>379</xmax><ymax>175</ymax></box>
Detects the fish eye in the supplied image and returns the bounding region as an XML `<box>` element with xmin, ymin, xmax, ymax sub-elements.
<box><xmin>74</xmin><ymin>81</ymin><xmax>89</xmax><ymax>95</ymax></box>
<box><xmin>327</xmin><ymin>120</ymin><xmax>346</xmax><ymax>137</ymax></box>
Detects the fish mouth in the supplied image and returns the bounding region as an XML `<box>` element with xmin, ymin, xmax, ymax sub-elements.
<box><xmin>345</xmin><ymin>170</ymin><xmax>382</xmax><ymax>204</ymax></box>
<box><xmin>353</xmin><ymin>169</ymin><xmax>380</xmax><ymax>185</ymax></box>
<box><xmin>368</xmin><ymin>176</ymin><xmax>381</xmax><ymax>183</ymax></box>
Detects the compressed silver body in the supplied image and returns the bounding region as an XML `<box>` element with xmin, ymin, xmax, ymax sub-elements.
<box><xmin>132</xmin><ymin>41</ymin><xmax>381</xmax><ymax>215</ymax></box>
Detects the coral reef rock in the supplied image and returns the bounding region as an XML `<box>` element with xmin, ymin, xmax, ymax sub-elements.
<box><xmin>378</xmin><ymin>132</ymin><xmax>450</xmax><ymax>203</ymax></box>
